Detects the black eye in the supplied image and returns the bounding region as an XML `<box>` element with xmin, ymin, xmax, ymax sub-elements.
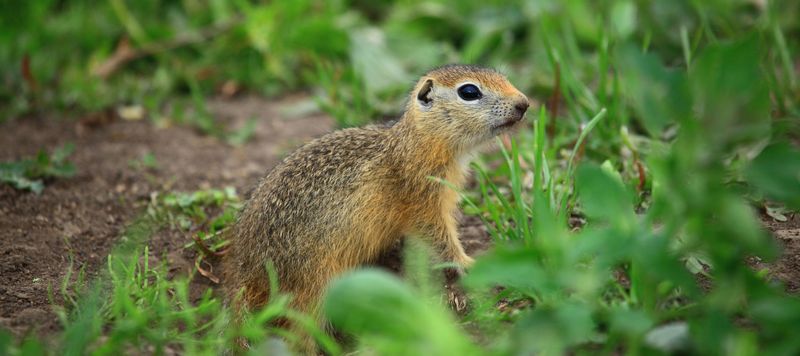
<box><xmin>457</xmin><ymin>84</ymin><xmax>482</xmax><ymax>101</ymax></box>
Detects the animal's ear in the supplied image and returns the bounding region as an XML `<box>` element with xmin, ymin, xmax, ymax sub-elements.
<box><xmin>416</xmin><ymin>79</ymin><xmax>434</xmax><ymax>107</ymax></box>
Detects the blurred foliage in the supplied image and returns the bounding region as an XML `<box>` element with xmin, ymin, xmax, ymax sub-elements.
<box><xmin>2</xmin><ymin>0</ymin><xmax>800</xmax><ymax>354</ymax></box>
<box><xmin>0</xmin><ymin>143</ymin><xmax>75</xmax><ymax>193</ymax></box>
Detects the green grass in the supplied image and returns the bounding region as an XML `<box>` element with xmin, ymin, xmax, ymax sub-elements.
<box><xmin>3</xmin><ymin>0</ymin><xmax>800</xmax><ymax>355</ymax></box>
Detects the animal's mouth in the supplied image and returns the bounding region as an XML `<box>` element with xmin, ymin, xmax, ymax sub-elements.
<box><xmin>491</xmin><ymin>116</ymin><xmax>524</xmax><ymax>132</ymax></box>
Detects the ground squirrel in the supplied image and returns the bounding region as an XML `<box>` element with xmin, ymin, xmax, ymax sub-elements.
<box><xmin>224</xmin><ymin>64</ymin><xmax>529</xmax><ymax>340</ymax></box>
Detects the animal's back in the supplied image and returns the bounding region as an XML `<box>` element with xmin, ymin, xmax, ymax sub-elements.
<box><xmin>225</xmin><ymin>125</ymin><xmax>391</xmax><ymax>311</ymax></box>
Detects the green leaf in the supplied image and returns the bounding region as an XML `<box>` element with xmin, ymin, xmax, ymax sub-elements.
<box><xmin>576</xmin><ymin>163</ymin><xmax>634</xmax><ymax>223</ymax></box>
<box><xmin>464</xmin><ymin>245</ymin><xmax>545</xmax><ymax>296</ymax></box>
<box><xmin>226</xmin><ymin>118</ymin><xmax>258</xmax><ymax>146</ymax></box>
<box><xmin>610</xmin><ymin>1</ymin><xmax>636</xmax><ymax>39</ymax></box>
<box><xmin>714</xmin><ymin>195</ymin><xmax>777</xmax><ymax>260</ymax></box>
<box><xmin>0</xmin><ymin>329</ymin><xmax>12</xmax><ymax>355</ymax></box>
<box><xmin>324</xmin><ymin>271</ymin><xmax>423</xmax><ymax>339</ymax></box>
<box><xmin>609</xmin><ymin>308</ymin><xmax>654</xmax><ymax>337</ymax></box>
<box><xmin>349</xmin><ymin>28</ymin><xmax>411</xmax><ymax>93</ymax></box>
<box><xmin>0</xmin><ymin>143</ymin><xmax>76</xmax><ymax>193</ymax></box>
<box><xmin>645</xmin><ymin>322</ymin><xmax>690</xmax><ymax>354</ymax></box>
<box><xmin>746</xmin><ymin>143</ymin><xmax>800</xmax><ymax>209</ymax></box>
<box><xmin>511</xmin><ymin>303</ymin><xmax>596</xmax><ymax>354</ymax></box>
<box><xmin>0</xmin><ymin>163</ymin><xmax>44</xmax><ymax>194</ymax></box>
<box><xmin>631</xmin><ymin>232</ymin><xmax>699</xmax><ymax>300</ymax></box>
<box><xmin>52</xmin><ymin>143</ymin><xmax>75</xmax><ymax>163</ymax></box>
<box><xmin>323</xmin><ymin>269</ymin><xmax>476</xmax><ymax>355</ymax></box>
<box><xmin>615</xmin><ymin>45</ymin><xmax>690</xmax><ymax>137</ymax></box>
<box><xmin>690</xmin><ymin>37</ymin><xmax>771</xmax><ymax>147</ymax></box>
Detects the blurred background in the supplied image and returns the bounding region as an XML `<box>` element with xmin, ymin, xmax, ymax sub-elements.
<box><xmin>3</xmin><ymin>0</ymin><xmax>797</xmax><ymax>132</ymax></box>
<box><xmin>2</xmin><ymin>1</ymin><xmax>800</xmax><ymax>354</ymax></box>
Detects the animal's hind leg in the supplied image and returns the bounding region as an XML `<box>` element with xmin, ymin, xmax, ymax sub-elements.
<box><xmin>282</xmin><ymin>266</ymin><xmax>341</xmax><ymax>354</ymax></box>
<box><xmin>227</xmin><ymin>279</ymin><xmax>270</xmax><ymax>351</ymax></box>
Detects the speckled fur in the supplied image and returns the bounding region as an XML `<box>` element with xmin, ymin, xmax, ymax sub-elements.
<box><xmin>224</xmin><ymin>64</ymin><xmax>529</xmax><ymax>343</ymax></box>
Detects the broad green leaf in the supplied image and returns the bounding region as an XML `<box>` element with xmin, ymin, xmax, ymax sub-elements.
<box><xmin>746</xmin><ymin>143</ymin><xmax>800</xmax><ymax>209</ymax></box>
<box><xmin>349</xmin><ymin>28</ymin><xmax>410</xmax><ymax>93</ymax></box>
<box><xmin>464</xmin><ymin>245</ymin><xmax>545</xmax><ymax>296</ymax></box>
<box><xmin>324</xmin><ymin>269</ymin><xmax>476</xmax><ymax>355</ymax></box>
<box><xmin>615</xmin><ymin>45</ymin><xmax>690</xmax><ymax>137</ymax></box>
<box><xmin>576</xmin><ymin>163</ymin><xmax>634</xmax><ymax>223</ymax></box>
<box><xmin>645</xmin><ymin>322</ymin><xmax>690</xmax><ymax>353</ymax></box>
<box><xmin>690</xmin><ymin>37</ymin><xmax>771</xmax><ymax>147</ymax></box>
<box><xmin>631</xmin><ymin>233</ymin><xmax>699</xmax><ymax>301</ymax></box>
<box><xmin>725</xmin><ymin>195</ymin><xmax>777</xmax><ymax>257</ymax></box>
<box><xmin>510</xmin><ymin>303</ymin><xmax>596</xmax><ymax>354</ymax></box>
<box><xmin>610</xmin><ymin>1</ymin><xmax>636</xmax><ymax>39</ymax></box>
<box><xmin>609</xmin><ymin>308</ymin><xmax>654</xmax><ymax>337</ymax></box>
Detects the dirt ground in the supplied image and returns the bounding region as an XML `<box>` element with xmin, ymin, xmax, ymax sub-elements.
<box><xmin>757</xmin><ymin>213</ymin><xmax>800</xmax><ymax>293</ymax></box>
<box><xmin>1</xmin><ymin>95</ymin><xmax>798</xmax><ymax>339</ymax></box>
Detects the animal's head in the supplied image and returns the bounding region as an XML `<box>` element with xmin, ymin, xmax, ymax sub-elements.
<box><xmin>407</xmin><ymin>64</ymin><xmax>530</xmax><ymax>151</ymax></box>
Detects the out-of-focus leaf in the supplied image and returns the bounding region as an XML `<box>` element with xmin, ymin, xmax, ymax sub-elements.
<box><xmin>573</xmin><ymin>227</ymin><xmax>634</xmax><ymax>268</ymax></box>
<box><xmin>690</xmin><ymin>312</ymin><xmax>736</xmax><ymax>354</ymax></box>
<box><xmin>0</xmin><ymin>328</ymin><xmax>13</xmax><ymax>354</ymax></box>
<box><xmin>576</xmin><ymin>163</ymin><xmax>634</xmax><ymax>223</ymax></box>
<box><xmin>349</xmin><ymin>27</ymin><xmax>410</xmax><ymax>93</ymax></box>
<box><xmin>19</xmin><ymin>336</ymin><xmax>45</xmax><ymax>356</ymax></box>
<box><xmin>0</xmin><ymin>144</ymin><xmax>75</xmax><ymax>193</ymax></box>
<box><xmin>765</xmin><ymin>205</ymin><xmax>789</xmax><ymax>222</ymax></box>
<box><xmin>44</xmin><ymin>143</ymin><xmax>76</xmax><ymax>178</ymax></box>
<box><xmin>566</xmin><ymin>1</ymin><xmax>601</xmax><ymax>44</ymax></box>
<box><xmin>609</xmin><ymin>308</ymin><xmax>654</xmax><ymax>337</ymax></box>
<box><xmin>690</xmin><ymin>37</ymin><xmax>771</xmax><ymax>147</ymax></box>
<box><xmin>323</xmin><ymin>269</ymin><xmax>476</xmax><ymax>355</ymax></box>
<box><xmin>384</xmin><ymin>25</ymin><xmax>454</xmax><ymax>73</ymax></box>
<box><xmin>713</xmin><ymin>195</ymin><xmax>777</xmax><ymax>261</ymax></box>
<box><xmin>249</xmin><ymin>337</ymin><xmax>292</xmax><ymax>356</ymax></box>
<box><xmin>0</xmin><ymin>164</ymin><xmax>44</xmax><ymax>193</ymax></box>
<box><xmin>600</xmin><ymin>159</ymin><xmax>624</xmax><ymax>185</ymax></box>
<box><xmin>226</xmin><ymin>117</ymin><xmax>257</xmax><ymax>146</ymax></box>
<box><xmin>645</xmin><ymin>322</ymin><xmax>690</xmax><ymax>353</ymax></box>
<box><xmin>510</xmin><ymin>303</ymin><xmax>596</xmax><ymax>354</ymax></box>
<box><xmin>615</xmin><ymin>45</ymin><xmax>690</xmax><ymax>137</ymax></box>
<box><xmin>610</xmin><ymin>1</ymin><xmax>636</xmax><ymax>39</ymax></box>
<box><xmin>461</xmin><ymin>6</ymin><xmax>525</xmax><ymax>61</ymax></box>
<box><xmin>464</xmin><ymin>246</ymin><xmax>545</xmax><ymax>296</ymax></box>
<box><xmin>632</xmin><ymin>233</ymin><xmax>699</xmax><ymax>300</ymax></box>
<box><xmin>750</xmin><ymin>295</ymin><xmax>800</xmax><ymax>328</ymax></box>
<box><xmin>746</xmin><ymin>143</ymin><xmax>800</xmax><ymax>209</ymax></box>
<box><xmin>685</xmin><ymin>255</ymin><xmax>706</xmax><ymax>275</ymax></box>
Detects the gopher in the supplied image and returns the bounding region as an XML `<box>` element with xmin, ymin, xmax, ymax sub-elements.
<box><xmin>225</xmin><ymin>64</ymin><xmax>529</xmax><ymax>345</ymax></box>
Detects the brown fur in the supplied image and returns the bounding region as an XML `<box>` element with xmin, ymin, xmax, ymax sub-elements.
<box><xmin>223</xmin><ymin>64</ymin><xmax>529</xmax><ymax>348</ymax></box>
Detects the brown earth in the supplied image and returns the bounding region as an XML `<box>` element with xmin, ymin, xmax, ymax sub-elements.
<box><xmin>757</xmin><ymin>212</ymin><xmax>800</xmax><ymax>293</ymax></box>
<box><xmin>1</xmin><ymin>95</ymin><xmax>798</xmax><ymax>340</ymax></box>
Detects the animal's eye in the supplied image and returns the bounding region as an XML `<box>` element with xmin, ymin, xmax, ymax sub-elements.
<box><xmin>457</xmin><ymin>84</ymin><xmax>482</xmax><ymax>101</ymax></box>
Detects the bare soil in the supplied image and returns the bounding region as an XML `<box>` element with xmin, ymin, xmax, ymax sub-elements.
<box><xmin>1</xmin><ymin>95</ymin><xmax>797</xmax><ymax>340</ymax></box>
<box><xmin>757</xmin><ymin>212</ymin><xmax>800</xmax><ymax>293</ymax></box>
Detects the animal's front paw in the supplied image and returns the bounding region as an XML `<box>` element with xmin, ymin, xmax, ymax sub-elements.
<box><xmin>450</xmin><ymin>254</ymin><xmax>475</xmax><ymax>278</ymax></box>
<box><xmin>459</xmin><ymin>255</ymin><xmax>475</xmax><ymax>269</ymax></box>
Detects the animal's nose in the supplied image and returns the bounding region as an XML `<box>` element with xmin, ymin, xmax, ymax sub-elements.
<box><xmin>514</xmin><ymin>100</ymin><xmax>530</xmax><ymax>116</ymax></box>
